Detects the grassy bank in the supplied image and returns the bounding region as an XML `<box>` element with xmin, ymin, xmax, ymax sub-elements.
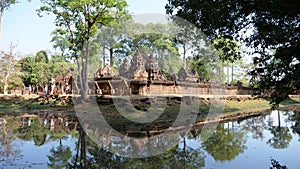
<box><xmin>0</xmin><ymin>94</ymin><xmax>73</xmax><ymax>115</ymax></box>
<box><xmin>0</xmin><ymin>94</ymin><xmax>299</xmax><ymax>114</ymax></box>
<box><xmin>225</xmin><ymin>98</ymin><xmax>300</xmax><ymax>113</ymax></box>
<box><xmin>91</xmin><ymin>96</ymin><xmax>300</xmax><ymax>133</ymax></box>
<box><xmin>0</xmin><ymin>94</ymin><xmax>299</xmax><ymax>133</ymax></box>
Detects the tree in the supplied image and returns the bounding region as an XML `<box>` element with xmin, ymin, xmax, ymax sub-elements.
<box><xmin>0</xmin><ymin>117</ymin><xmax>21</xmax><ymax>164</ymax></box>
<box><xmin>173</xmin><ymin>24</ymin><xmax>195</xmax><ymax>69</ymax></box>
<box><xmin>288</xmin><ymin>111</ymin><xmax>300</xmax><ymax>141</ymax></box>
<box><xmin>95</xmin><ymin>10</ymin><xmax>131</xmax><ymax>68</ymax></box>
<box><xmin>166</xmin><ymin>0</ymin><xmax>300</xmax><ymax>106</ymax></box>
<box><xmin>267</xmin><ymin>110</ymin><xmax>292</xmax><ymax>149</ymax></box>
<box><xmin>201</xmin><ymin>124</ymin><xmax>246</xmax><ymax>161</ymax></box>
<box><xmin>187</xmin><ymin>45</ymin><xmax>223</xmax><ymax>82</ymax></box>
<box><xmin>48</xmin><ymin>145</ymin><xmax>72</xmax><ymax>169</ymax></box>
<box><xmin>17</xmin><ymin>118</ymin><xmax>48</xmax><ymax>146</ymax></box>
<box><xmin>18</xmin><ymin>52</ymin><xmax>75</xmax><ymax>87</ymax></box>
<box><xmin>132</xmin><ymin>31</ymin><xmax>179</xmax><ymax>70</ymax></box>
<box><xmin>213</xmin><ymin>35</ymin><xmax>242</xmax><ymax>84</ymax></box>
<box><xmin>117</xmin><ymin>22</ymin><xmax>181</xmax><ymax>74</ymax></box>
<box><xmin>270</xmin><ymin>159</ymin><xmax>288</xmax><ymax>169</ymax></box>
<box><xmin>18</xmin><ymin>55</ymin><xmax>36</xmax><ymax>85</ymax></box>
<box><xmin>50</xmin><ymin>28</ymin><xmax>71</xmax><ymax>61</ymax></box>
<box><xmin>38</xmin><ymin>0</ymin><xmax>128</xmax><ymax>99</ymax></box>
<box><xmin>0</xmin><ymin>43</ymin><xmax>22</xmax><ymax>94</ymax></box>
<box><xmin>267</xmin><ymin>125</ymin><xmax>292</xmax><ymax>149</ymax></box>
<box><xmin>0</xmin><ymin>0</ymin><xmax>18</xmax><ymax>50</ymax></box>
<box><xmin>169</xmin><ymin>18</ymin><xmax>208</xmax><ymax>70</ymax></box>
<box><xmin>169</xmin><ymin>11</ymin><xmax>242</xmax><ymax>83</ymax></box>
<box><xmin>242</xmin><ymin>115</ymin><xmax>266</xmax><ymax>140</ymax></box>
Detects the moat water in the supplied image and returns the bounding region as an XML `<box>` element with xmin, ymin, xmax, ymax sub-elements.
<box><xmin>0</xmin><ymin>110</ymin><xmax>299</xmax><ymax>168</ymax></box>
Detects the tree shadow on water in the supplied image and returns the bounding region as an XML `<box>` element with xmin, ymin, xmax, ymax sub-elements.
<box><xmin>270</xmin><ymin>159</ymin><xmax>288</xmax><ymax>169</ymax></box>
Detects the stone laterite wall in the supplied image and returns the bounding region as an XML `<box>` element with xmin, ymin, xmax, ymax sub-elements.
<box><xmin>130</xmin><ymin>81</ymin><xmax>253</xmax><ymax>96</ymax></box>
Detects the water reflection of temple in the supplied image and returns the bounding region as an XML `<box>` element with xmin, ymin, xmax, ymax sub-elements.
<box><xmin>0</xmin><ymin>113</ymin><xmax>79</xmax><ymax>144</ymax></box>
<box><xmin>1</xmin><ymin>110</ymin><xmax>300</xmax><ymax>168</ymax></box>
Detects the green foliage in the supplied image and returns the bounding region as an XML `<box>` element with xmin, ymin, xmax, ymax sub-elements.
<box><xmin>35</xmin><ymin>50</ymin><xmax>48</xmax><ymax>63</ymax></box>
<box><xmin>166</xmin><ymin>0</ymin><xmax>300</xmax><ymax>105</ymax></box>
<box><xmin>95</xmin><ymin>10</ymin><xmax>131</xmax><ymax>67</ymax></box>
<box><xmin>51</xmin><ymin>61</ymin><xmax>75</xmax><ymax>76</ymax></box>
<box><xmin>0</xmin><ymin>83</ymin><xmax>3</xmax><ymax>93</ymax></box>
<box><xmin>47</xmin><ymin>145</ymin><xmax>72</xmax><ymax>169</ymax></box>
<box><xmin>289</xmin><ymin>111</ymin><xmax>300</xmax><ymax>141</ymax></box>
<box><xmin>213</xmin><ymin>35</ymin><xmax>241</xmax><ymax>63</ymax></box>
<box><xmin>0</xmin><ymin>0</ymin><xmax>18</xmax><ymax>14</ymax></box>
<box><xmin>38</xmin><ymin>0</ymin><xmax>128</xmax><ymax>98</ymax></box>
<box><xmin>116</xmin><ymin>22</ymin><xmax>182</xmax><ymax>74</ymax></box>
<box><xmin>33</xmin><ymin>62</ymin><xmax>52</xmax><ymax>85</ymax></box>
<box><xmin>267</xmin><ymin>126</ymin><xmax>292</xmax><ymax>149</ymax></box>
<box><xmin>51</xmin><ymin>28</ymin><xmax>72</xmax><ymax>61</ymax></box>
<box><xmin>18</xmin><ymin>51</ymin><xmax>75</xmax><ymax>86</ymax></box>
<box><xmin>18</xmin><ymin>118</ymin><xmax>48</xmax><ymax>146</ymax></box>
<box><xmin>0</xmin><ymin>44</ymin><xmax>23</xmax><ymax>93</ymax></box>
<box><xmin>201</xmin><ymin>124</ymin><xmax>246</xmax><ymax>161</ymax></box>
<box><xmin>169</xmin><ymin>16</ymin><xmax>242</xmax><ymax>82</ymax></box>
<box><xmin>7</xmin><ymin>73</ymin><xmax>23</xmax><ymax>91</ymax></box>
<box><xmin>187</xmin><ymin>45</ymin><xmax>224</xmax><ymax>82</ymax></box>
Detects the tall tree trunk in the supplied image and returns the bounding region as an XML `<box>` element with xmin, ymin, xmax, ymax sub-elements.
<box><xmin>277</xmin><ymin>110</ymin><xmax>281</xmax><ymax>127</ymax></box>
<box><xmin>82</xmin><ymin>39</ymin><xmax>90</xmax><ymax>99</ymax></box>
<box><xmin>103</xmin><ymin>46</ymin><xmax>106</xmax><ymax>67</ymax></box>
<box><xmin>227</xmin><ymin>62</ymin><xmax>230</xmax><ymax>84</ymax></box>
<box><xmin>231</xmin><ymin>63</ymin><xmax>234</xmax><ymax>84</ymax></box>
<box><xmin>74</xmin><ymin>127</ymin><xmax>81</xmax><ymax>166</ymax></box>
<box><xmin>109</xmin><ymin>48</ymin><xmax>114</xmax><ymax>67</ymax></box>
<box><xmin>59</xmin><ymin>138</ymin><xmax>62</xmax><ymax>147</ymax></box>
<box><xmin>217</xmin><ymin>67</ymin><xmax>221</xmax><ymax>82</ymax></box>
<box><xmin>3</xmin><ymin>74</ymin><xmax>9</xmax><ymax>94</ymax></box>
<box><xmin>183</xmin><ymin>44</ymin><xmax>186</xmax><ymax>69</ymax></box>
<box><xmin>61</xmin><ymin>48</ymin><xmax>65</xmax><ymax>62</ymax></box>
<box><xmin>80</xmin><ymin>129</ymin><xmax>87</xmax><ymax>167</ymax></box>
<box><xmin>75</xmin><ymin>57</ymin><xmax>82</xmax><ymax>94</ymax></box>
<box><xmin>0</xmin><ymin>14</ymin><xmax>2</xmax><ymax>51</ymax></box>
<box><xmin>0</xmin><ymin>13</ymin><xmax>3</xmax><ymax>94</ymax></box>
<box><xmin>3</xmin><ymin>43</ymin><xmax>14</xmax><ymax>94</ymax></box>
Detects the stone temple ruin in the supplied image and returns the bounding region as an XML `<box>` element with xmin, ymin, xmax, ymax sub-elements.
<box><xmin>93</xmin><ymin>50</ymin><xmax>237</xmax><ymax>96</ymax></box>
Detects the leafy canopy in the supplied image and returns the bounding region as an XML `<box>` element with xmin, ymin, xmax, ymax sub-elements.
<box><xmin>0</xmin><ymin>0</ymin><xmax>18</xmax><ymax>14</ymax></box>
<box><xmin>38</xmin><ymin>0</ymin><xmax>128</xmax><ymax>98</ymax></box>
<box><xmin>166</xmin><ymin>0</ymin><xmax>300</xmax><ymax>106</ymax></box>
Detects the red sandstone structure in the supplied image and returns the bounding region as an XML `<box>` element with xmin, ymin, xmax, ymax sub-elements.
<box><xmin>92</xmin><ymin>51</ymin><xmax>259</xmax><ymax>96</ymax></box>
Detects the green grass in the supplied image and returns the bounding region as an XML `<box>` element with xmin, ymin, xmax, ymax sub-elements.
<box><xmin>280</xmin><ymin>98</ymin><xmax>300</xmax><ymax>105</ymax></box>
<box><xmin>224</xmin><ymin>98</ymin><xmax>300</xmax><ymax>114</ymax></box>
<box><xmin>224</xmin><ymin>100</ymin><xmax>270</xmax><ymax>113</ymax></box>
<box><xmin>97</xmin><ymin>97</ymin><xmax>300</xmax><ymax>133</ymax></box>
<box><xmin>1</xmin><ymin>95</ymin><xmax>300</xmax><ymax>133</ymax></box>
<box><xmin>0</xmin><ymin>95</ymin><xmax>72</xmax><ymax>114</ymax></box>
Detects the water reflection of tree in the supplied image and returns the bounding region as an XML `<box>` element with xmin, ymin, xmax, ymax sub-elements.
<box><xmin>0</xmin><ymin>114</ymin><xmax>78</xmax><ymax>168</ymax></box>
<box><xmin>69</xmin><ymin>127</ymin><xmax>206</xmax><ymax>168</ymax></box>
<box><xmin>201</xmin><ymin>124</ymin><xmax>247</xmax><ymax>161</ymax></box>
<box><xmin>47</xmin><ymin>140</ymin><xmax>72</xmax><ymax>169</ymax></box>
<box><xmin>242</xmin><ymin>115</ymin><xmax>267</xmax><ymax>140</ymax></box>
<box><xmin>288</xmin><ymin>110</ymin><xmax>300</xmax><ymax>141</ymax></box>
<box><xmin>122</xmin><ymin>143</ymin><xmax>205</xmax><ymax>169</ymax></box>
<box><xmin>0</xmin><ymin>118</ymin><xmax>21</xmax><ymax>163</ymax></box>
<box><xmin>17</xmin><ymin>118</ymin><xmax>48</xmax><ymax>146</ymax></box>
<box><xmin>267</xmin><ymin>110</ymin><xmax>292</xmax><ymax>149</ymax></box>
<box><xmin>120</xmin><ymin>134</ymin><xmax>205</xmax><ymax>169</ymax></box>
<box><xmin>47</xmin><ymin>119</ymin><xmax>75</xmax><ymax>168</ymax></box>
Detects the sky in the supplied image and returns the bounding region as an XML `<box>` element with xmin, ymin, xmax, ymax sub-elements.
<box><xmin>2</xmin><ymin>0</ymin><xmax>168</xmax><ymax>55</ymax></box>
